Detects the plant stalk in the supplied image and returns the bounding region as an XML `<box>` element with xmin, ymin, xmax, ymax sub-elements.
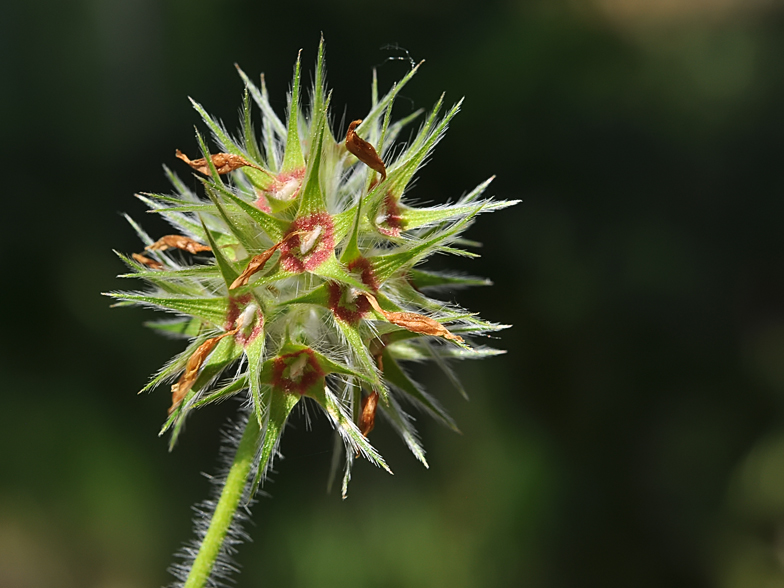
<box><xmin>183</xmin><ymin>415</ymin><xmax>260</xmax><ymax>588</ymax></box>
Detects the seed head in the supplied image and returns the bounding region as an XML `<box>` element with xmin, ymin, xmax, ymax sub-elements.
<box><xmin>108</xmin><ymin>39</ymin><xmax>518</xmax><ymax>498</ymax></box>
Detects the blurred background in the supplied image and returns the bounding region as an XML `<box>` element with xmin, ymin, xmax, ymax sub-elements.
<box><xmin>2</xmin><ymin>0</ymin><xmax>784</xmax><ymax>586</ymax></box>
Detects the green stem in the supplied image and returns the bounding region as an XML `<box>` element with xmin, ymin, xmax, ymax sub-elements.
<box><xmin>183</xmin><ymin>416</ymin><xmax>261</xmax><ymax>588</ymax></box>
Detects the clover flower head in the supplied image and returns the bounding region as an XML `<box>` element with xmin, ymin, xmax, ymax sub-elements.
<box><xmin>109</xmin><ymin>39</ymin><xmax>517</xmax><ymax>504</ymax></box>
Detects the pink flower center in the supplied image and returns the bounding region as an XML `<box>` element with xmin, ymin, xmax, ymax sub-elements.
<box><xmin>253</xmin><ymin>192</ymin><xmax>272</xmax><ymax>212</ymax></box>
<box><xmin>279</xmin><ymin>212</ymin><xmax>335</xmax><ymax>273</ymax></box>
<box><xmin>327</xmin><ymin>282</ymin><xmax>371</xmax><ymax>324</ymax></box>
<box><xmin>271</xmin><ymin>349</ymin><xmax>323</xmax><ymax>394</ymax></box>
<box><xmin>375</xmin><ymin>194</ymin><xmax>404</xmax><ymax>237</ymax></box>
<box><xmin>347</xmin><ymin>257</ymin><xmax>380</xmax><ymax>292</ymax></box>
<box><xmin>254</xmin><ymin>168</ymin><xmax>305</xmax><ymax>211</ymax></box>
<box><xmin>226</xmin><ymin>295</ymin><xmax>264</xmax><ymax>345</ymax></box>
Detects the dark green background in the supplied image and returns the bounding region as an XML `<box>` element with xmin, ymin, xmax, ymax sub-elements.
<box><xmin>2</xmin><ymin>1</ymin><xmax>784</xmax><ymax>587</ymax></box>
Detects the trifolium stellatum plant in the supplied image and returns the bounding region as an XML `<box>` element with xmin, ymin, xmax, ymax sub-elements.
<box><xmin>107</xmin><ymin>38</ymin><xmax>518</xmax><ymax>588</ymax></box>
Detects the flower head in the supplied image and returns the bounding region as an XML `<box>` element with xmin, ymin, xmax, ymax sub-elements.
<box><xmin>109</xmin><ymin>39</ymin><xmax>517</xmax><ymax>498</ymax></box>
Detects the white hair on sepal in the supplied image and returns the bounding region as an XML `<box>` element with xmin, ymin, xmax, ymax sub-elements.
<box><xmin>326</xmin><ymin>315</ymin><xmax>361</xmax><ymax>372</ymax></box>
<box><xmin>162</xmin><ymin>164</ymin><xmax>199</xmax><ymax>203</ymax></box>
<box><xmin>334</xmin><ymin>166</ymin><xmax>361</xmax><ymax>211</ymax></box>
<box><xmin>318</xmin><ymin>308</ymin><xmax>341</xmax><ymax>337</ymax></box>
<box><xmin>283</xmin><ymin>305</ymin><xmax>328</xmax><ymax>347</ymax></box>
<box><xmin>200</xmin><ymin>373</ymin><xmax>246</xmax><ymax>409</ymax></box>
<box><xmin>320</xmin><ymin>386</ymin><xmax>389</xmax><ymax>478</ymax></box>
<box><xmin>326</xmin><ymin>429</ymin><xmax>343</xmax><ymax>495</ymax></box>
<box><xmin>235</xmin><ymin>349</ymin><xmax>249</xmax><ymax>375</ymax></box>
<box><xmin>384</xmin><ymin>282</ymin><xmax>464</xmax><ymax>321</ymax></box>
<box><xmin>298</xmin><ymin>395</ymin><xmax>315</xmax><ymax>431</ymax></box>
<box><xmin>135</xmin><ymin>194</ymin><xmax>206</xmax><ymax>246</ymax></box>
<box><xmin>326</xmin><ymin>374</ymin><xmax>360</xmax><ymax>405</ymax></box>
<box><xmin>322</xmin><ymin>145</ymin><xmax>347</xmax><ymax>215</ymax></box>
<box><xmin>381</xmin><ymin>134</ymin><xmax>409</xmax><ymax>163</ymax></box>
<box><xmin>341</xmin><ymin>450</ymin><xmax>355</xmax><ymax>500</ymax></box>
<box><xmin>304</xmin><ymin>337</ymin><xmax>334</xmax><ymax>364</ymax></box>
<box><xmin>308</xmin><ymin>324</ymin><xmax>337</xmax><ymax>356</ymax></box>
<box><xmin>424</xmin><ymin>339</ymin><xmax>467</xmax><ymax>400</ymax></box>
<box><xmin>251</xmin><ymin>401</ymin><xmax>290</xmax><ymax>489</ymax></box>
<box><xmin>379</xmin><ymin>393</ymin><xmax>428</xmax><ymax>468</ymax></box>
<box><xmin>318</xmin><ymin>327</ymin><xmax>349</xmax><ymax>358</ymax></box>
<box><xmin>137</xmin><ymin>331</ymin><xmax>219</xmax><ymax>396</ymax></box>
<box><xmin>238</xmin><ymin>388</ymin><xmax>267</xmax><ymax>429</ymax></box>
<box><xmin>334</xmin><ymin>375</ymin><xmax>361</xmax><ymax>498</ymax></box>
<box><xmin>340</xmin><ymin>154</ymin><xmax>368</xmax><ymax>190</ymax></box>
<box><xmin>122</xmin><ymin>213</ymin><xmax>159</xmax><ymax>252</ymax></box>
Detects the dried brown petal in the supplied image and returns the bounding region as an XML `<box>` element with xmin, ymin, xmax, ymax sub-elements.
<box><xmin>230</xmin><ymin>248</ymin><xmax>279</xmax><ymax>289</ymax></box>
<box><xmin>145</xmin><ymin>235</ymin><xmax>211</xmax><ymax>254</ymax></box>
<box><xmin>359</xmin><ymin>390</ymin><xmax>380</xmax><ymax>437</ymax></box>
<box><xmin>169</xmin><ymin>329</ymin><xmax>238</xmax><ymax>414</ymax></box>
<box><xmin>131</xmin><ymin>253</ymin><xmax>164</xmax><ymax>270</ymax></box>
<box><xmin>345</xmin><ymin>119</ymin><xmax>387</xmax><ymax>181</ymax></box>
<box><xmin>230</xmin><ymin>231</ymin><xmax>305</xmax><ymax>289</ymax></box>
<box><xmin>175</xmin><ymin>149</ymin><xmax>262</xmax><ymax>175</ymax></box>
<box><xmin>363</xmin><ymin>293</ymin><xmax>464</xmax><ymax>344</ymax></box>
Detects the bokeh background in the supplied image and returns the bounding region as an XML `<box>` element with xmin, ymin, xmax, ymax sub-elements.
<box><xmin>2</xmin><ymin>0</ymin><xmax>784</xmax><ymax>586</ymax></box>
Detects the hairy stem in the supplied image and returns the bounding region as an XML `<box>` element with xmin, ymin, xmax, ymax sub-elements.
<box><xmin>184</xmin><ymin>416</ymin><xmax>260</xmax><ymax>588</ymax></box>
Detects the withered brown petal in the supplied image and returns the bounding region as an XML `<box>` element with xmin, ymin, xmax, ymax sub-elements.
<box><xmin>363</xmin><ymin>293</ymin><xmax>464</xmax><ymax>343</ymax></box>
<box><xmin>230</xmin><ymin>248</ymin><xmax>278</xmax><ymax>289</ymax></box>
<box><xmin>132</xmin><ymin>253</ymin><xmax>164</xmax><ymax>270</ymax></box>
<box><xmin>169</xmin><ymin>329</ymin><xmax>238</xmax><ymax>414</ymax></box>
<box><xmin>229</xmin><ymin>231</ymin><xmax>305</xmax><ymax>289</ymax></box>
<box><xmin>345</xmin><ymin>119</ymin><xmax>387</xmax><ymax>181</ymax></box>
<box><xmin>175</xmin><ymin>149</ymin><xmax>261</xmax><ymax>175</ymax></box>
<box><xmin>359</xmin><ymin>390</ymin><xmax>380</xmax><ymax>437</ymax></box>
<box><xmin>146</xmin><ymin>235</ymin><xmax>211</xmax><ymax>254</ymax></box>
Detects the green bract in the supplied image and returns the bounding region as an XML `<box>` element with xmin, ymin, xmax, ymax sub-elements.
<box><xmin>108</xmin><ymin>39</ymin><xmax>517</xmax><ymax>588</ymax></box>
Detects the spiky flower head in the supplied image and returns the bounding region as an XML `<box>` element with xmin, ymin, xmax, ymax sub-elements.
<box><xmin>109</xmin><ymin>40</ymin><xmax>517</xmax><ymax>499</ymax></box>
